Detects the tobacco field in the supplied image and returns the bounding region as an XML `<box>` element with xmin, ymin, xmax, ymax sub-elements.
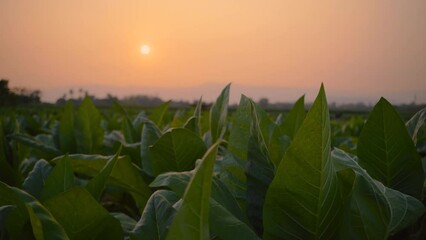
<box><xmin>0</xmin><ymin>84</ymin><xmax>425</xmax><ymax>239</ymax></box>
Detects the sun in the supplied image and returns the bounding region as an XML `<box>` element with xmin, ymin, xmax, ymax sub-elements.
<box><xmin>140</xmin><ymin>45</ymin><xmax>151</xmax><ymax>55</ymax></box>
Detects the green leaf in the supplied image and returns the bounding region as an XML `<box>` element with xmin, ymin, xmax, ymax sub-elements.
<box><xmin>11</xmin><ymin>133</ymin><xmax>62</xmax><ymax>158</ymax></box>
<box><xmin>358</xmin><ymin>98</ymin><xmax>424</xmax><ymax>198</ymax></box>
<box><xmin>228</xmin><ymin>95</ymin><xmax>252</xmax><ymax>160</ymax></box>
<box><xmin>210</xmin><ymin>84</ymin><xmax>230</xmax><ymax>143</ymax></box>
<box><xmin>22</xmin><ymin>159</ymin><xmax>52</xmax><ymax>199</ymax></box>
<box><xmin>217</xmin><ymin>151</ymin><xmax>247</xmax><ymax>206</ymax></box>
<box><xmin>152</xmin><ymin>169</ymin><xmax>258</xmax><ymax>240</ymax></box>
<box><xmin>74</xmin><ymin>96</ymin><xmax>104</xmax><ymax>154</ymax></box>
<box><xmin>43</xmin><ymin>187</ymin><xmax>123</xmax><ymax>240</ymax></box>
<box><xmin>332</xmin><ymin>149</ymin><xmax>426</xmax><ymax>239</ymax></box>
<box><xmin>111</xmin><ymin>212</ymin><xmax>137</xmax><ymax>237</ymax></box>
<box><xmin>52</xmin><ymin>154</ymin><xmax>152</xmax><ymax>212</ymax></box>
<box><xmin>131</xmin><ymin>190</ymin><xmax>180</xmax><ymax>240</ymax></box>
<box><xmin>245</xmin><ymin>136</ymin><xmax>274</xmax><ymax>236</ymax></box>
<box><xmin>166</xmin><ymin>141</ymin><xmax>220</xmax><ymax>240</ymax></box>
<box><xmin>40</xmin><ymin>154</ymin><xmax>75</xmax><ymax>201</ymax></box>
<box><xmin>150</xmin><ymin>170</ymin><xmax>247</xmax><ymax>224</ymax></box>
<box><xmin>183</xmin><ymin>116</ymin><xmax>197</xmax><ymax>134</ymax></box>
<box><xmin>86</xmin><ymin>151</ymin><xmax>120</xmax><ymax>200</ymax></box>
<box><xmin>113</xmin><ymin>101</ymin><xmax>139</xmax><ymax>143</ymax></box>
<box><xmin>250</xmin><ymin>100</ymin><xmax>289</xmax><ymax>167</ymax></box>
<box><xmin>0</xmin><ymin>122</ymin><xmax>20</xmax><ymax>186</ymax></box>
<box><xmin>0</xmin><ymin>204</ymin><xmax>15</xmax><ymax>239</ymax></box>
<box><xmin>0</xmin><ymin>181</ymin><xmax>69</xmax><ymax>240</ymax></box>
<box><xmin>59</xmin><ymin>101</ymin><xmax>76</xmax><ymax>153</ymax></box>
<box><xmin>280</xmin><ymin>95</ymin><xmax>306</xmax><ymax>140</ymax></box>
<box><xmin>191</xmin><ymin>97</ymin><xmax>203</xmax><ymax>136</ymax></box>
<box><xmin>263</xmin><ymin>84</ymin><xmax>344</xmax><ymax>239</ymax></box>
<box><xmin>140</xmin><ymin>120</ymin><xmax>162</xmax><ymax>176</ymax></box>
<box><xmin>209</xmin><ymin>199</ymin><xmax>260</xmax><ymax>240</ymax></box>
<box><xmin>148</xmin><ymin>101</ymin><xmax>171</xmax><ymax>127</ymax></box>
<box><xmin>406</xmin><ymin>107</ymin><xmax>426</xmax><ymax>145</ymax></box>
<box><xmin>149</xmin><ymin>128</ymin><xmax>206</xmax><ymax>176</ymax></box>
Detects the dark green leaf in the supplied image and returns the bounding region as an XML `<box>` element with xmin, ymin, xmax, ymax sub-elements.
<box><xmin>209</xmin><ymin>199</ymin><xmax>259</xmax><ymax>240</ymax></box>
<box><xmin>0</xmin><ymin>181</ymin><xmax>69</xmax><ymax>240</ymax></box>
<box><xmin>280</xmin><ymin>95</ymin><xmax>306</xmax><ymax>140</ymax></box>
<box><xmin>166</xmin><ymin>142</ymin><xmax>220</xmax><ymax>240</ymax></box>
<box><xmin>0</xmin><ymin>122</ymin><xmax>20</xmax><ymax>186</ymax></box>
<box><xmin>52</xmin><ymin>154</ymin><xmax>152</xmax><ymax>212</ymax></box>
<box><xmin>113</xmin><ymin>101</ymin><xmax>139</xmax><ymax>143</ymax></box>
<box><xmin>148</xmin><ymin>101</ymin><xmax>171</xmax><ymax>127</ymax></box>
<box><xmin>228</xmin><ymin>95</ymin><xmax>252</xmax><ymax>160</ymax></box>
<box><xmin>332</xmin><ymin>149</ymin><xmax>426</xmax><ymax>238</ymax></box>
<box><xmin>59</xmin><ymin>101</ymin><xmax>76</xmax><ymax>153</ymax></box>
<box><xmin>112</xmin><ymin>212</ymin><xmax>137</xmax><ymax>237</ymax></box>
<box><xmin>358</xmin><ymin>98</ymin><xmax>424</xmax><ymax>198</ymax></box>
<box><xmin>150</xmin><ymin>170</ymin><xmax>246</xmax><ymax>223</ymax></box>
<box><xmin>40</xmin><ymin>155</ymin><xmax>75</xmax><ymax>201</ymax></box>
<box><xmin>44</xmin><ymin>187</ymin><xmax>122</xmax><ymax>239</ymax></box>
<box><xmin>86</xmin><ymin>151</ymin><xmax>120</xmax><ymax>200</ymax></box>
<box><xmin>131</xmin><ymin>190</ymin><xmax>180</xmax><ymax>240</ymax></box>
<box><xmin>264</xmin><ymin>84</ymin><xmax>344</xmax><ymax>239</ymax></box>
<box><xmin>74</xmin><ymin>97</ymin><xmax>104</xmax><ymax>154</ymax></box>
<box><xmin>150</xmin><ymin>128</ymin><xmax>206</xmax><ymax>176</ymax></box>
<box><xmin>140</xmin><ymin>120</ymin><xmax>162</xmax><ymax>176</ymax></box>
<box><xmin>245</xmin><ymin>136</ymin><xmax>274</xmax><ymax>236</ymax></box>
<box><xmin>11</xmin><ymin>133</ymin><xmax>62</xmax><ymax>158</ymax></box>
<box><xmin>22</xmin><ymin>159</ymin><xmax>52</xmax><ymax>199</ymax></box>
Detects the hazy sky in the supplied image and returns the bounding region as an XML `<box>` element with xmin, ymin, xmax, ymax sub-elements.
<box><xmin>1</xmin><ymin>1</ymin><xmax>425</xmax><ymax>103</ymax></box>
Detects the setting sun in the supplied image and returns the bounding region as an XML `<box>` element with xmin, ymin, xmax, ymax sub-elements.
<box><xmin>140</xmin><ymin>45</ymin><xmax>151</xmax><ymax>55</ymax></box>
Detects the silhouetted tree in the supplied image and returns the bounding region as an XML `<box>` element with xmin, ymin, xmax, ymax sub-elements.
<box><xmin>0</xmin><ymin>79</ymin><xmax>41</xmax><ymax>106</ymax></box>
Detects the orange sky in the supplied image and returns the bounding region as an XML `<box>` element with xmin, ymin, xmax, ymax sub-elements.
<box><xmin>1</xmin><ymin>1</ymin><xmax>425</xmax><ymax>103</ymax></box>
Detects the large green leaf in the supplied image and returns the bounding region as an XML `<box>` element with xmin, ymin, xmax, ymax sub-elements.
<box><xmin>332</xmin><ymin>149</ymin><xmax>425</xmax><ymax>239</ymax></box>
<box><xmin>43</xmin><ymin>187</ymin><xmax>123</xmax><ymax>239</ymax></box>
<box><xmin>74</xmin><ymin>97</ymin><xmax>104</xmax><ymax>154</ymax></box>
<box><xmin>406</xmin><ymin>107</ymin><xmax>426</xmax><ymax>145</ymax></box>
<box><xmin>280</xmin><ymin>95</ymin><xmax>306</xmax><ymax>140</ymax></box>
<box><xmin>166</xmin><ymin>142</ymin><xmax>220</xmax><ymax>240</ymax></box>
<box><xmin>0</xmin><ymin>181</ymin><xmax>69</xmax><ymax>240</ymax></box>
<box><xmin>358</xmin><ymin>98</ymin><xmax>424</xmax><ymax>198</ymax></box>
<box><xmin>140</xmin><ymin>120</ymin><xmax>162</xmax><ymax>176</ymax></box>
<box><xmin>52</xmin><ymin>154</ymin><xmax>151</xmax><ymax>212</ymax></box>
<box><xmin>149</xmin><ymin>128</ymin><xmax>206</xmax><ymax>176</ymax></box>
<box><xmin>131</xmin><ymin>190</ymin><xmax>180</xmax><ymax>240</ymax></box>
<box><xmin>228</xmin><ymin>95</ymin><xmax>252</xmax><ymax>160</ymax></box>
<box><xmin>150</xmin><ymin>170</ymin><xmax>246</xmax><ymax>223</ymax></box>
<box><xmin>150</xmin><ymin>170</ymin><xmax>257</xmax><ymax>240</ymax></box>
<box><xmin>59</xmin><ymin>101</ymin><xmax>76</xmax><ymax>153</ymax></box>
<box><xmin>210</xmin><ymin>84</ymin><xmax>230</xmax><ymax>144</ymax></box>
<box><xmin>148</xmin><ymin>101</ymin><xmax>171</xmax><ymax>127</ymax></box>
<box><xmin>22</xmin><ymin>159</ymin><xmax>52</xmax><ymax>199</ymax></box>
<box><xmin>40</xmin><ymin>155</ymin><xmax>75</xmax><ymax>201</ymax></box>
<box><xmin>86</xmin><ymin>151</ymin><xmax>120</xmax><ymax>200</ymax></box>
<box><xmin>263</xmin><ymin>84</ymin><xmax>344</xmax><ymax>239</ymax></box>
